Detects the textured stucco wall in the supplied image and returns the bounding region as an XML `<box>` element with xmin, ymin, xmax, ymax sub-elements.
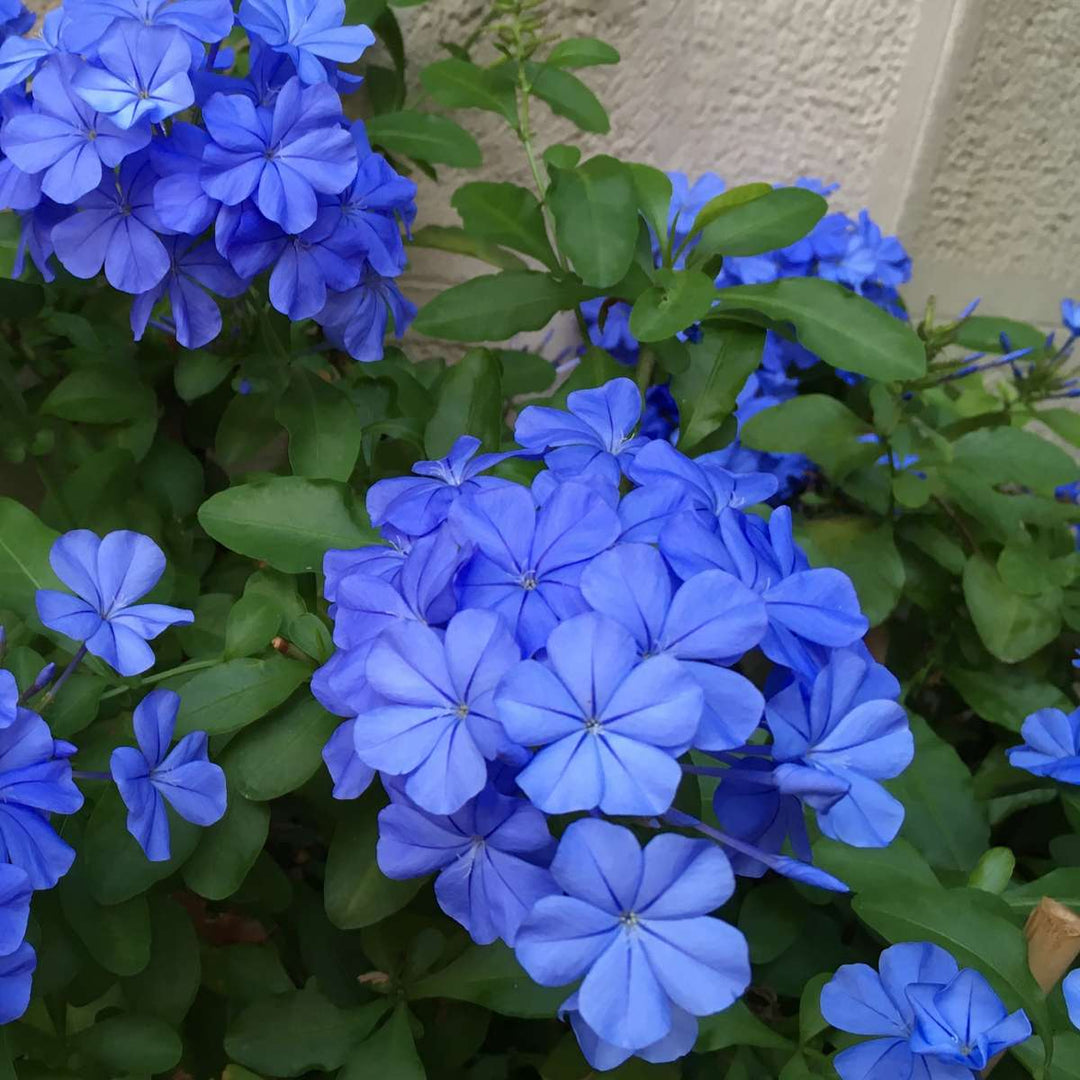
<box><xmin>394</xmin><ymin>0</ymin><xmax>1080</xmax><ymax>328</ymax></box>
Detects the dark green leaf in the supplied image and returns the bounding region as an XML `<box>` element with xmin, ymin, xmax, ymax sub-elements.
<box><xmin>225</xmin><ymin>593</ymin><xmax>281</xmax><ymax>660</ymax></box>
<box><xmin>182</xmin><ymin>784</ymin><xmax>270</xmax><ymax>900</ymax></box>
<box><xmin>168</xmin><ymin>658</ymin><xmax>309</xmax><ymax>737</ymax></box>
<box><xmin>688</xmin><ymin>183</ymin><xmax>772</xmax><ymax>235</ymax></box>
<box><xmin>198</xmin><ymin>477</ymin><xmax>377</xmax><ymax>573</ymax></box>
<box><xmin>410</xmin><ymin>941</ymin><xmax>564</xmax><ymax>1017</ymax></box>
<box><xmin>498</xmin><ymin>350</ymin><xmax>556</xmax><ymax>397</ymax></box>
<box><xmin>75</xmin><ymin>1014</ymin><xmax>181</xmax><ymax>1075</ymax></box>
<box><xmin>549</xmin><ymin>156</ymin><xmax>638</xmax><ymax>288</ymax></box>
<box><xmin>340</xmin><ymin>1006</ymin><xmax>425</xmax><ymax>1080</ymax></box>
<box><xmin>276</xmin><ymin>369</ymin><xmax>362</xmax><ymax>483</ymax></box>
<box><xmin>695</xmin><ymin>1001</ymin><xmax>792</xmax><ymax>1052</ymax></box>
<box><xmin>325</xmin><ymin>793</ymin><xmax>425</xmax><ymax>930</ymax></box>
<box><xmin>963</xmin><ymin>554</ymin><xmax>1062</xmax><ymax>663</ymax></box>
<box><xmin>796</xmin><ymin>517</ymin><xmax>905</xmax><ymax>625</ymax></box>
<box><xmin>451</xmin><ymin>182</ymin><xmax>558</xmax><ymax>268</ymax></box>
<box><xmin>547</xmin><ymin>346</ymin><xmax>627</xmax><ymax>408</ymax></box>
<box><xmin>413</xmin><ymin>271</ymin><xmax>592</xmax><ymax>342</ymax></box>
<box><xmin>812</xmin><ymin>837</ymin><xmax>940</xmax><ymax>895</ymax></box>
<box><xmin>738</xmin><ymin>881</ymin><xmax>803</xmax><ymax>963</ymax></box>
<box><xmin>691</xmin><ymin>187</ymin><xmax>827</xmax><ymax>259</ymax></box>
<box><xmin>367</xmin><ymin>110</ymin><xmax>482</xmax><ymax>167</ymax></box>
<box><xmin>545</xmin><ymin>36</ymin><xmax>619</xmax><ymax>68</ymax></box>
<box><xmin>525</xmin><ymin>62</ymin><xmax>609</xmax><ymax>133</ymax></box>
<box><xmin>224</xmin><ymin>697</ymin><xmax>339</xmax><ymax>801</ymax></box>
<box><xmin>174</xmin><ymin>350</ymin><xmax>233</xmax><ymax>402</ymax></box>
<box><xmin>886</xmin><ymin>716</ymin><xmax>989</xmax><ymax>873</ymax></box>
<box><xmin>420</xmin><ymin>59</ymin><xmax>516</xmax><ymax>122</ymax></box>
<box><xmin>0</xmin><ymin>498</ymin><xmax>60</xmax><ymax>620</ymax></box>
<box><xmin>41</xmin><ymin>369</ymin><xmax>155</xmax><ymax>423</ymax></box>
<box><xmin>0</xmin><ymin>278</ymin><xmax>42</xmax><ymax>317</ymax></box>
<box><xmin>122</xmin><ymin>896</ymin><xmax>200</xmax><ymax>1026</ymax></box>
<box><xmin>1003</xmin><ymin>869</ymin><xmax>1080</xmax><ymax>914</ymax></box>
<box><xmin>715</xmin><ymin>278</ymin><xmax>927</xmax><ymax>380</ymax></box>
<box><xmin>630</xmin><ymin>269</ymin><xmax>717</xmax><ymax>342</ymax></box>
<box><xmin>952</xmin><ymin>426</ymin><xmax>1077</xmax><ymax>497</ymax></box>
<box><xmin>1036</xmin><ymin>407</ymin><xmax>1080</xmax><ymax>448</ymax></box>
<box><xmin>542</xmin><ymin>143</ymin><xmax>581</xmax><ymax>172</ymax></box>
<box><xmin>409</xmin><ymin>225</ymin><xmax>528</xmax><ymax>271</ymax></box>
<box><xmin>627</xmin><ymin>163</ymin><xmax>673</xmax><ymax>255</ymax></box>
<box><xmin>953</xmin><ymin>315</ymin><xmax>1045</xmax><ymax>353</ymax></box>
<box><xmin>59</xmin><ymin>862</ymin><xmax>150</xmax><ymax>976</ymax></box>
<box><xmin>946</xmin><ymin>665</ymin><xmax>1074</xmax><ymax>733</ymax></box>
<box><xmin>424</xmin><ymin>348</ymin><xmax>503</xmax><ymax>456</ymax></box>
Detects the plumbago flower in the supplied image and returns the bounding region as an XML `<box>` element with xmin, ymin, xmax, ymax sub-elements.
<box><xmin>313</xmin><ymin>377</ymin><xmax>916</xmax><ymax>1068</ymax></box>
<box><xmin>1007</xmin><ymin>705</ymin><xmax>1080</xmax><ymax>782</ymax></box>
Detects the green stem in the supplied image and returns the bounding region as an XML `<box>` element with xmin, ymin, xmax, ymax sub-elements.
<box><xmin>99</xmin><ymin>657</ymin><xmax>221</xmax><ymax>701</ymax></box>
<box><xmin>636</xmin><ymin>349</ymin><xmax>656</xmax><ymax>399</ymax></box>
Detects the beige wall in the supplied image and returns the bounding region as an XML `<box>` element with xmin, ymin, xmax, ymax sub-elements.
<box><xmin>395</xmin><ymin>0</ymin><xmax>1080</xmax><ymax>330</ymax></box>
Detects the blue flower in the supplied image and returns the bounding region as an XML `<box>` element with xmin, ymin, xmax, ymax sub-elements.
<box><xmin>1056</xmin><ymin>480</ymin><xmax>1080</xmax><ymax>505</ymax></box>
<box><xmin>817</xmin><ymin>209</ymin><xmax>911</xmax><ymax>293</ymax></box>
<box><xmin>515</xmin><ymin>818</ymin><xmax>749</xmax><ymax>1053</ymax></box>
<box><xmin>238</xmin><ymin>0</ymin><xmax>374</xmax><ymax>85</ymax></box>
<box><xmin>0</xmin><ymin>864</ymin><xmax>31</xmax><ymax>956</ymax></box>
<box><xmin>0</xmin><ymin>91</ymin><xmax>43</xmax><ymax>212</ymax></box>
<box><xmin>36</xmin><ymin>529</ymin><xmax>194</xmax><ymax>677</ymax></box>
<box><xmin>1062</xmin><ymin>298</ymin><xmax>1080</xmax><ymax>337</ymax></box>
<box><xmin>200</xmin><ymin>76</ymin><xmax>357</xmax><ymax>234</ymax></box>
<box><xmin>0</xmin><ymin>942</ymin><xmax>34</xmax><ymax>1024</ymax></box>
<box><xmin>0</xmin><ymin>0</ymin><xmax>32</xmax><ymax>42</ymax></box>
<box><xmin>0</xmin><ymin>54</ymin><xmax>150</xmax><ymax>204</ymax></box>
<box><xmin>581</xmin><ymin>297</ymin><xmax>638</xmax><ymax>364</ymax></box>
<box><xmin>667</xmin><ymin>171</ymin><xmax>726</xmax><ymax>249</ymax></box>
<box><xmin>580</xmin><ymin>542</ymin><xmax>766</xmax><ymax>751</ymax></box>
<box><xmin>0</xmin><ymin>706</ymin><xmax>84</xmax><ymax>889</ymax></box>
<box><xmin>321</xmin><ymin>718</ymin><xmax>375</xmax><ymax>799</ymax></box>
<box><xmin>13</xmin><ymin>197</ymin><xmax>68</xmax><ymax>281</ymax></box>
<box><xmin>60</xmin><ymin>0</ymin><xmax>235</xmax><ymax>53</ymax></box>
<box><xmin>377</xmin><ymin>781</ymin><xmax>556</xmax><ymax>945</ymax></box>
<box><xmin>131</xmin><ymin>233</ymin><xmax>250</xmax><ymax>349</ymax></box>
<box><xmin>354</xmin><ymin>609</ymin><xmax>522</xmax><ymax>814</ymax></box>
<box><xmin>1007</xmin><ymin>707</ymin><xmax>1080</xmax><ymax>783</ymax></box>
<box><xmin>151</xmin><ymin>121</ymin><xmax>219</xmax><ymax>235</ymax></box>
<box><xmin>514</xmin><ymin>378</ymin><xmax>648</xmax><ymax>486</ymax></box>
<box><xmin>110</xmin><ymin>689</ymin><xmax>227</xmax><ymax>862</ymax></box>
<box><xmin>367</xmin><ymin>435</ymin><xmax>522</xmax><ymax>538</ymax></box>
<box><xmin>0</xmin><ymin>669</ymin><xmax>15</xmax><ymax>728</ymax></box>
<box><xmin>660</xmin><ymin>507</ymin><xmax>868</xmax><ymax>678</ymax></box>
<box><xmin>315</xmin><ymin>267</ymin><xmax>416</xmax><ymax>362</ymax></box>
<box><xmin>71</xmin><ymin>23</ymin><xmax>193</xmax><ymax>128</ymax></box>
<box><xmin>449</xmin><ymin>481</ymin><xmax>620</xmax><ymax>655</ymax></box>
<box><xmin>495</xmin><ymin>611</ymin><xmax>703</xmax><ymax>814</ymax></box>
<box><xmin>1064</xmin><ymin>968</ymin><xmax>1080</xmax><ymax>1031</ymax></box>
<box><xmin>764</xmin><ymin>648</ymin><xmax>912</xmax><ymax>847</ymax></box>
<box><xmin>51</xmin><ymin>152</ymin><xmax>170</xmax><ymax>295</ymax></box>
<box><xmin>0</xmin><ymin>7</ymin><xmax>61</xmax><ymax>94</ymax></box>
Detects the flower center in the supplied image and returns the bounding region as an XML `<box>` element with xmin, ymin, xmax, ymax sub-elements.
<box><xmin>584</xmin><ymin>716</ymin><xmax>602</xmax><ymax>734</ymax></box>
<box><xmin>619</xmin><ymin>911</ymin><xmax>640</xmax><ymax>930</ymax></box>
<box><xmin>519</xmin><ymin>570</ymin><xmax>539</xmax><ymax>591</ymax></box>
<box><xmin>454</xmin><ymin>702</ymin><xmax>469</xmax><ymax>720</ymax></box>
<box><xmin>137</xmin><ymin>87</ymin><xmax>151</xmax><ymax>100</ymax></box>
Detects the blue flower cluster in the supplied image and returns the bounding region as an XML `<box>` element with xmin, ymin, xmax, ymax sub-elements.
<box><xmin>583</xmin><ymin>172</ymin><xmax>913</xmax><ymax>497</ymax></box>
<box><xmin>0</xmin><ymin>0</ymin><xmax>417</xmax><ymax>357</ymax></box>
<box><xmin>315</xmin><ymin>376</ymin><xmax>914</xmax><ymax>1068</ymax></box>
<box><xmin>0</xmin><ymin>528</ymin><xmax>224</xmax><ymax>1022</ymax></box>
<box><xmin>1009</xmin><ymin>704</ymin><xmax>1080</xmax><ymax>783</ymax></box>
<box><xmin>821</xmin><ymin>942</ymin><xmax>1031</xmax><ymax>1079</ymax></box>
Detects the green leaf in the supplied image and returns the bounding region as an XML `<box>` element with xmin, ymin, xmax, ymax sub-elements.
<box><xmin>174</xmin><ymin>350</ymin><xmax>232</xmax><ymax>402</ymax></box>
<box><xmin>340</xmin><ymin>1006</ymin><xmax>425</xmax><ymax>1080</ymax></box>
<box><xmin>122</xmin><ymin>896</ymin><xmax>200</xmax><ymax>1026</ymax></box>
<box><xmin>741</xmin><ymin>394</ymin><xmax>873</xmax><ymax>479</ymax></box>
<box><xmin>325</xmin><ymin>793</ymin><xmax>425</xmax><ymax>930</ymax></box>
<box><xmin>83</xmin><ymin>786</ymin><xmax>201</xmax><ymax>905</ymax></box>
<box><xmin>451</xmin><ymin>182</ymin><xmax>559</xmax><ymax>268</ymax></box>
<box><xmin>225</xmin><ymin>593</ymin><xmax>281</xmax><ymax>660</ymax></box>
<box><xmin>498</xmin><ymin>349</ymin><xmax>557</xmax><ymax>397</ymax></box>
<box><xmin>796</xmin><ymin>518</ymin><xmax>905</xmax><ymax>625</ymax></box>
<box><xmin>630</xmin><ymin>269</ymin><xmax>717</xmax><ymax>342</ymax></box>
<box><xmin>968</xmin><ymin>847</ymin><xmax>1016</xmax><ymax>893</ymax></box>
<box><xmin>952</xmin><ymin>426</ymin><xmax>1077</xmax><ymax>497</ymax></box>
<box><xmin>1036</xmin><ymin>407</ymin><xmax>1080</xmax><ymax>448</ymax></box>
<box><xmin>853</xmin><ymin>886</ymin><xmax>1049</xmax><ymax>1057</ymax></box>
<box><xmin>40</xmin><ymin>368</ymin><xmax>155</xmax><ymax>423</ymax></box>
<box><xmin>0</xmin><ymin>278</ymin><xmax>42</xmax><ymax>317</ymax></box>
<box><xmin>47</xmin><ymin>672</ymin><xmax>106</xmax><ymax>738</ymax></box>
<box><xmin>1003</xmin><ymin>869</ymin><xmax>1080</xmax><ymax>914</ymax></box>
<box><xmin>182</xmin><ymin>784</ymin><xmax>270</xmax><ymax>900</ymax></box>
<box><xmin>424</xmin><ymin>348</ymin><xmax>503</xmax><ymax>457</ymax></box>
<box><xmin>546</xmin><ymin>346</ymin><xmax>627</xmax><ymax>408</ymax></box>
<box><xmin>169</xmin><ymin>658</ymin><xmax>309</xmax><ymax>738</ymax></box>
<box><xmin>367</xmin><ymin>110</ymin><xmax>481</xmax><ymax>167</ymax></box>
<box><xmin>409</xmin><ymin>225</ymin><xmax>527</xmax><ymax>271</ymax></box>
<box><xmin>0</xmin><ymin>497</ymin><xmax>59</xmax><ymax>620</ymax></box>
<box><xmin>688</xmin><ymin>183</ymin><xmax>772</xmax><ymax>235</ymax></box>
<box><xmin>413</xmin><ymin>271</ymin><xmax>592</xmax><ymax>342</ymax></box>
<box><xmin>691</xmin><ymin>187</ymin><xmax>827</xmax><ymax>259</ymax></box>
<box><xmin>812</xmin><ymin>837</ymin><xmax>940</xmax><ymax>895</ymax></box>
<box><xmin>410</xmin><ymin>941</ymin><xmax>565</xmax><ymax>1017</ymax></box>
<box><xmin>715</xmin><ymin>278</ymin><xmax>927</xmax><ymax>380</ymax></box>
<box><xmin>225</xmin><ymin>987</ymin><xmax>376</xmax><ymax>1077</ymax></box>
<box><xmin>525</xmin><ymin>62</ymin><xmax>609</xmax><ymax>133</ymax></box>
<box><xmin>59</xmin><ymin>861</ymin><xmax>150</xmax><ymax>976</ymax></box>
<box><xmin>695</xmin><ymin>1001</ymin><xmax>793</xmax><ymax>1052</ymax></box>
<box><xmin>276</xmin><ymin>369</ymin><xmax>362</xmax><ymax>483</ymax></box>
<box><xmin>799</xmin><ymin>974</ymin><xmax>831</xmax><ymax>1045</ymax></box>
<box><xmin>548</xmin><ymin>156</ymin><xmax>638</xmax><ymax>288</ymax></box>
<box><xmin>963</xmin><ymin>554</ymin><xmax>1062</xmax><ymax>663</ymax></box>
<box><xmin>627</xmin><ymin>163</ymin><xmax>673</xmax><ymax>254</ymax></box>
<box><xmin>75</xmin><ymin>1015</ymin><xmax>182</xmax><ymax>1075</ymax></box>
<box><xmin>224</xmin><ymin>697</ymin><xmax>339</xmax><ymax>801</ymax></box>
<box><xmin>886</xmin><ymin>716</ymin><xmax>989</xmax><ymax>873</ymax></box>
<box><xmin>198</xmin><ymin>477</ymin><xmax>377</xmax><ymax>573</ymax></box>
<box><xmin>672</xmin><ymin>326</ymin><xmax>763</xmax><ymax>452</ymax></box>
<box><xmin>737</xmin><ymin>881</ymin><xmax>803</xmax><ymax>963</ymax></box>
<box><xmin>545</xmin><ymin>36</ymin><xmax>619</xmax><ymax>68</ymax></box>
<box><xmin>946</xmin><ymin>665</ymin><xmax>1073</xmax><ymax>732</ymax></box>
<box><xmin>1013</xmin><ymin>1033</ymin><xmax>1080</xmax><ymax>1080</ymax></box>
<box><xmin>420</xmin><ymin>59</ymin><xmax>515</xmax><ymax>122</ymax></box>
<box><xmin>953</xmin><ymin>315</ymin><xmax>1045</xmax><ymax>353</ymax></box>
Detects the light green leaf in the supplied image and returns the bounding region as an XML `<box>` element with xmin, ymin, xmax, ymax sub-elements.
<box><xmin>545</xmin><ymin>36</ymin><xmax>619</xmax><ymax>68</ymax></box>
<box><xmin>409</xmin><ymin>225</ymin><xmax>527</xmax><ymax>271</ymax></box>
<box><xmin>198</xmin><ymin>477</ymin><xmax>377</xmax><ymax>573</ymax></box>
<box><xmin>225</xmin><ymin>593</ymin><xmax>281</xmax><ymax>660</ymax></box>
<box><xmin>953</xmin><ymin>315</ymin><xmax>1045</xmax><ymax>353</ymax></box>
<box><xmin>691</xmin><ymin>187</ymin><xmax>827</xmax><ymax>259</ymax></box>
<box><xmin>367</xmin><ymin>110</ymin><xmax>482</xmax><ymax>167</ymax></box>
<box><xmin>420</xmin><ymin>59</ymin><xmax>516</xmax><ymax>122</ymax></box>
<box><xmin>688</xmin><ymin>183</ymin><xmax>772</xmax><ymax>236</ymax></box>
<box><xmin>946</xmin><ymin>665</ymin><xmax>1073</xmax><ymax>732</ymax></box>
<box><xmin>630</xmin><ymin>269</ymin><xmax>717</xmax><ymax>343</ymax></box>
<box><xmin>627</xmin><ymin>163</ymin><xmax>674</xmax><ymax>255</ymax></box>
<box><xmin>812</xmin><ymin>837</ymin><xmax>940</xmax><ymax>895</ymax></box>
<box><xmin>952</xmin><ymin>426</ymin><xmax>1077</xmax><ymax>497</ymax></box>
<box><xmin>549</xmin><ymin>156</ymin><xmax>638</xmax><ymax>288</ymax></box>
<box><xmin>451</xmin><ymin>182</ymin><xmax>559</xmax><ymax>268</ymax></box>
<box><xmin>276</xmin><ymin>369</ymin><xmax>362</xmax><ymax>483</ymax></box>
<box><xmin>413</xmin><ymin>271</ymin><xmax>592</xmax><ymax>342</ymax></box>
<box><xmin>715</xmin><ymin>278</ymin><xmax>927</xmax><ymax>380</ymax></box>
<box><xmin>1003</xmin><ymin>869</ymin><xmax>1080</xmax><ymax>914</ymax></box>
<box><xmin>963</xmin><ymin>554</ymin><xmax>1062</xmax><ymax>663</ymax></box>
<box><xmin>525</xmin><ymin>62</ymin><xmax>609</xmax><ymax>133</ymax></box>
<box><xmin>0</xmin><ymin>496</ymin><xmax>60</xmax><ymax>620</ymax></box>
<box><xmin>1036</xmin><ymin>407</ymin><xmax>1080</xmax><ymax>448</ymax></box>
